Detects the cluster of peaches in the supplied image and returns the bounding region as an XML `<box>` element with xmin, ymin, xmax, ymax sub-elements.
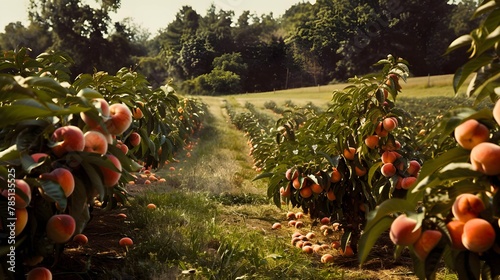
<box><xmin>272</xmin><ymin>211</ymin><xmax>353</xmax><ymax>264</ymax></box>
<box><xmin>280</xmin><ymin>167</ymin><xmax>337</xmax><ymax>202</ymax></box>
<box><xmin>388</xmin><ymin>100</ymin><xmax>500</xmax><ymax>260</ymax></box>
<box><xmin>6</xmin><ymin>98</ymin><xmax>144</xmax><ymax>276</ymax></box>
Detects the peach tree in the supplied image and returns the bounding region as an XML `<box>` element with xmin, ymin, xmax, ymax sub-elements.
<box><xmin>0</xmin><ymin>48</ymin><xmax>205</xmax><ymax>278</ymax></box>
<box><xmin>256</xmin><ymin>54</ymin><xmax>422</xmax><ymax>252</ymax></box>
<box><xmin>359</xmin><ymin>1</ymin><xmax>500</xmax><ymax>278</ymax></box>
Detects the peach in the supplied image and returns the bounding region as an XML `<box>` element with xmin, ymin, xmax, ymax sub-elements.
<box><xmin>100</xmin><ymin>154</ymin><xmax>122</xmax><ymax>187</ymax></box>
<box><xmin>73</xmin><ymin>233</ymin><xmax>88</xmax><ymax>246</ymax></box>
<box><xmin>116</xmin><ymin>140</ymin><xmax>129</xmax><ymax>155</ymax></box>
<box><xmin>272</xmin><ymin>222</ymin><xmax>282</xmax><ymax>229</ymax></box>
<box><xmin>311</xmin><ymin>183</ymin><xmax>323</xmax><ymax>194</ymax></box>
<box><xmin>343</xmin><ymin>147</ymin><xmax>356</xmax><ymax>160</ymax></box>
<box><xmin>326</xmin><ymin>189</ymin><xmax>336</xmax><ymax>201</ymax></box>
<box><xmin>106</xmin><ymin>103</ymin><xmax>132</xmax><ymax>135</ymax></box>
<box><xmin>299</xmin><ymin>186</ymin><xmax>312</xmax><ymax>198</ymax></box>
<box><xmin>285</xmin><ymin>168</ymin><xmax>298</xmax><ymax>181</ymax></box>
<box><xmin>302</xmin><ymin>245</ymin><xmax>313</xmax><ymax>254</ymax></box>
<box><xmin>84</xmin><ymin>130</ymin><xmax>108</xmax><ymax>154</ymax></box>
<box><xmin>132</xmin><ymin>107</ymin><xmax>144</xmax><ymax>119</ymax></box>
<box><xmin>305</xmin><ymin>232</ymin><xmax>316</xmax><ymax>240</ymax></box>
<box><xmin>128</xmin><ymin>132</ymin><xmax>141</xmax><ymax>147</ymax></box>
<box><xmin>383</xmin><ymin>117</ymin><xmax>398</xmax><ymax>131</ymax></box>
<box><xmin>295</xmin><ymin>212</ymin><xmax>304</xmax><ymax>219</ymax></box>
<box><xmin>286</xmin><ymin>211</ymin><xmax>296</xmax><ymax>220</ymax></box>
<box><xmin>381</xmin><ymin>151</ymin><xmax>397</xmax><ymax>164</ymax></box>
<box><xmin>321</xmin><ymin>253</ymin><xmax>334</xmax><ymax>263</ymax></box>
<box><xmin>27</xmin><ymin>267</ymin><xmax>52</xmax><ymax>280</ymax></box>
<box><xmin>31</xmin><ymin>153</ymin><xmax>49</xmax><ymax>163</ymax></box>
<box><xmin>50</xmin><ymin>125</ymin><xmax>85</xmax><ymax>157</ymax></box>
<box><xmin>381</xmin><ymin>163</ymin><xmax>396</xmax><ymax>177</ymax></box>
<box><xmin>292</xmin><ymin>177</ymin><xmax>301</xmax><ymax>189</ymax></box>
<box><xmin>462</xmin><ymin>218</ymin><xmax>495</xmax><ymax>253</ymax></box>
<box><xmin>364</xmin><ymin>135</ymin><xmax>379</xmax><ymax>149</ymax></box>
<box><xmin>413</xmin><ymin>230</ymin><xmax>442</xmax><ymax>260</ymax></box>
<box><xmin>295</xmin><ymin>221</ymin><xmax>304</xmax><ymax>228</ymax></box>
<box><xmin>46</xmin><ymin>214</ymin><xmax>76</xmax><ymax>243</ymax></box>
<box><xmin>147</xmin><ymin>203</ymin><xmax>157</xmax><ymax>210</ymax></box>
<box><xmin>375</xmin><ymin>122</ymin><xmax>389</xmax><ymax>137</ymax></box>
<box><xmin>80</xmin><ymin>98</ymin><xmax>110</xmax><ymax>129</ymax></box>
<box><xmin>389</xmin><ymin>214</ymin><xmax>422</xmax><ymax>246</ymax></box>
<box><xmin>355</xmin><ymin>166</ymin><xmax>367</xmax><ymax>177</ymax></box>
<box><xmin>331</xmin><ymin>241</ymin><xmax>341</xmax><ymax>249</ymax></box>
<box><xmin>470</xmin><ymin>142</ymin><xmax>500</xmax><ymax>175</ymax></box>
<box><xmin>320</xmin><ymin>217</ymin><xmax>330</xmax><ymax>225</ymax></box>
<box><xmin>341</xmin><ymin>245</ymin><xmax>354</xmax><ymax>257</ymax></box>
<box><xmin>407</xmin><ymin>160</ymin><xmax>421</xmax><ymax>176</ymax></box>
<box><xmin>39</xmin><ymin>168</ymin><xmax>75</xmax><ymax>197</ymax></box>
<box><xmin>401</xmin><ymin>176</ymin><xmax>417</xmax><ymax>190</ymax></box>
<box><xmin>280</xmin><ymin>185</ymin><xmax>291</xmax><ymax>197</ymax></box>
<box><xmin>15</xmin><ymin>208</ymin><xmax>28</xmax><ymax>236</ymax></box>
<box><xmin>331</xmin><ymin>168</ymin><xmax>341</xmax><ymax>183</ymax></box>
<box><xmin>446</xmin><ymin>220</ymin><xmax>466</xmax><ymax>251</ymax></box>
<box><xmin>454</xmin><ymin>119</ymin><xmax>490</xmax><ymax>150</ymax></box>
<box><xmin>452</xmin><ymin>193</ymin><xmax>485</xmax><ymax>223</ymax></box>
<box><xmin>494</xmin><ymin>99</ymin><xmax>500</xmax><ymax>126</ymax></box>
<box><xmin>1</xmin><ymin>179</ymin><xmax>31</xmax><ymax>208</ymax></box>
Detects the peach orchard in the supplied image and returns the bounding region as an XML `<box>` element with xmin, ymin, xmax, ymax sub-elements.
<box><xmin>227</xmin><ymin>1</ymin><xmax>500</xmax><ymax>279</ymax></box>
<box><xmin>0</xmin><ymin>48</ymin><xmax>205</xmax><ymax>279</ymax></box>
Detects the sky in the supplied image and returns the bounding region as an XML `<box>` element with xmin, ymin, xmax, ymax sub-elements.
<box><xmin>0</xmin><ymin>0</ymin><xmax>315</xmax><ymax>36</ymax></box>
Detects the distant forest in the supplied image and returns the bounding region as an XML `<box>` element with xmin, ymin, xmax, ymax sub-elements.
<box><xmin>0</xmin><ymin>0</ymin><xmax>480</xmax><ymax>95</ymax></box>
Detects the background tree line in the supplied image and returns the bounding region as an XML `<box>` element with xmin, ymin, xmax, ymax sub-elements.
<box><xmin>0</xmin><ymin>0</ymin><xmax>480</xmax><ymax>95</ymax></box>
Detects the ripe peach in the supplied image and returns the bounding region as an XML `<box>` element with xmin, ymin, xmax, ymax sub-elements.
<box><xmin>147</xmin><ymin>203</ymin><xmax>157</xmax><ymax>210</ymax></box>
<box><xmin>280</xmin><ymin>185</ymin><xmax>291</xmax><ymax>197</ymax></box>
<box><xmin>129</xmin><ymin>132</ymin><xmax>141</xmax><ymax>147</ymax></box>
<box><xmin>381</xmin><ymin>151</ymin><xmax>397</xmax><ymax>164</ymax></box>
<box><xmin>272</xmin><ymin>222</ymin><xmax>282</xmax><ymax>229</ymax></box>
<box><xmin>470</xmin><ymin>142</ymin><xmax>500</xmax><ymax>175</ymax></box>
<box><xmin>321</xmin><ymin>253</ymin><xmax>334</xmax><ymax>263</ymax></box>
<box><xmin>331</xmin><ymin>241</ymin><xmax>341</xmax><ymax>249</ymax></box>
<box><xmin>355</xmin><ymin>166</ymin><xmax>367</xmax><ymax>177</ymax></box>
<box><xmin>295</xmin><ymin>221</ymin><xmax>304</xmax><ymax>228</ymax></box>
<box><xmin>452</xmin><ymin>193</ymin><xmax>485</xmax><ymax>223</ymax></box>
<box><xmin>407</xmin><ymin>160</ymin><xmax>421</xmax><ymax>176</ymax></box>
<box><xmin>288</xmin><ymin>220</ymin><xmax>297</xmax><ymax>227</ymax></box>
<box><xmin>494</xmin><ymin>99</ymin><xmax>500</xmax><ymax>126</ymax></box>
<box><xmin>292</xmin><ymin>177</ymin><xmax>301</xmax><ymax>189</ymax></box>
<box><xmin>31</xmin><ymin>153</ymin><xmax>49</xmax><ymax>163</ymax></box>
<box><xmin>383</xmin><ymin>117</ymin><xmax>398</xmax><ymax>131</ymax></box>
<box><xmin>413</xmin><ymin>230</ymin><xmax>442</xmax><ymax>260</ymax></box>
<box><xmin>100</xmin><ymin>154</ymin><xmax>122</xmax><ymax>187</ymax></box>
<box><xmin>364</xmin><ymin>135</ymin><xmax>379</xmax><ymax>149</ymax></box>
<box><xmin>15</xmin><ymin>208</ymin><xmax>28</xmax><ymax>236</ymax></box>
<box><xmin>320</xmin><ymin>217</ymin><xmax>330</xmax><ymax>225</ymax></box>
<box><xmin>73</xmin><ymin>233</ymin><xmax>88</xmax><ymax>246</ymax></box>
<box><xmin>285</xmin><ymin>168</ymin><xmax>298</xmax><ymax>181</ymax></box>
<box><xmin>1</xmin><ymin>179</ymin><xmax>31</xmax><ymax>208</ymax></box>
<box><xmin>39</xmin><ymin>168</ymin><xmax>75</xmax><ymax>197</ymax></box>
<box><xmin>116</xmin><ymin>140</ymin><xmax>129</xmax><ymax>154</ymax></box>
<box><xmin>27</xmin><ymin>267</ymin><xmax>52</xmax><ymax>280</ymax></box>
<box><xmin>381</xmin><ymin>163</ymin><xmax>396</xmax><ymax>177</ymax></box>
<box><xmin>80</xmin><ymin>98</ymin><xmax>110</xmax><ymax>129</ymax></box>
<box><xmin>446</xmin><ymin>220</ymin><xmax>466</xmax><ymax>251</ymax></box>
<box><xmin>389</xmin><ymin>214</ymin><xmax>422</xmax><ymax>246</ymax></box>
<box><xmin>331</xmin><ymin>168</ymin><xmax>341</xmax><ymax>183</ymax></box>
<box><xmin>343</xmin><ymin>147</ymin><xmax>356</xmax><ymax>161</ymax></box>
<box><xmin>305</xmin><ymin>232</ymin><xmax>316</xmax><ymax>240</ymax></box>
<box><xmin>454</xmin><ymin>119</ymin><xmax>490</xmax><ymax>150</ymax></box>
<box><xmin>295</xmin><ymin>212</ymin><xmax>304</xmax><ymax>219</ymax></box>
<box><xmin>310</xmin><ymin>183</ymin><xmax>323</xmax><ymax>194</ymax></box>
<box><xmin>117</xmin><ymin>213</ymin><xmax>127</xmax><ymax>219</ymax></box>
<box><xmin>401</xmin><ymin>176</ymin><xmax>417</xmax><ymax>190</ymax></box>
<box><xmin>326</xmin><ymin>189</ymin><xmax>336</xmax><ymax>201</ymax></box>
<box><xmin>462</xmin><ymin>218</ymin><xmax>495</xmax><ymax>253</ymax></box>
<box><xmin>299</xmin><ymin>186</ymin><xmax>313</xmax><ymax>198</ymax></box>
<box><xmin>51</xmin><ymin>125</ymin><xmax>85</xmax><ymax>157</ymax></box>
<box><xmin>341</xmin><ymin>245</ymin><xmax>355</xmax><ymax>257</ymax></box>
<box><xmin>46</xmin><ymin>214</ymin><xmax>76</xmax><ymax>243</ymax></box>
<box><xmin>286</xmin><ymin>211</ymin><xmax>296</xmax><ymax>220</ymax></box>
<box><xmin>84</xmin><ymin>130</ymin><xmax>108</xmax><ymax>154</ymax></box>
<box><xmin>375</xmin><ymin>122</ymin><xmax>389</xmax><ymax>137</ymax></box>
<box><xmin>106</xmin><ymin>103</ymin><xmax>132</xmax><ymax>135</ymax></box>
<box><xmin>302</xmin><ymin>245</ymin><xmax>313</xmax><ymax>254</ymax></box>
<box><xmin>132</xmin><ymin>107</ymin><xmax>144</xmax><ymax>119</ymax></box>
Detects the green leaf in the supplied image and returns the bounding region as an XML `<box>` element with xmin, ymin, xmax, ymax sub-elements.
<box><xmin>412</xmin><ymin>163</ymin><xmax>483</xmax><ymax>193</ymax></box>
<box><xmin>473</xmin><ymin>0</ymin><xmax>498</xmax><ymax>19</ymax></box>
<box><xmin>445</xmin><ymin>35</ymin><xmax>473</xmax><ymax>55</ymax></box>
<box><xmin>364</xmin><ymin>198</ymin><xmax>414</xmax><ymax>232</ymax></box>
<box><xmin>38</xmin><ymin>179</ymin><xmax>67</xmax><ymax>210</ymax></box>
<box><xmin>0</xmin><ymin>145</ymin><xmax>20</xmax><ymax>163</ymax></box>
<box><xmin>358</xmin><ymin>215</ymin><xmax>393</xmax><ymax>264</ymax></box>
<box><xmin>76</xmin><ymin>88</ymin><xmax>103</xmax><ymax>99</ymax></box>
<box><xmin>453</xmin><ymin>53</ymin><xmax>494</xmax><ymax>93</ymax></box>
